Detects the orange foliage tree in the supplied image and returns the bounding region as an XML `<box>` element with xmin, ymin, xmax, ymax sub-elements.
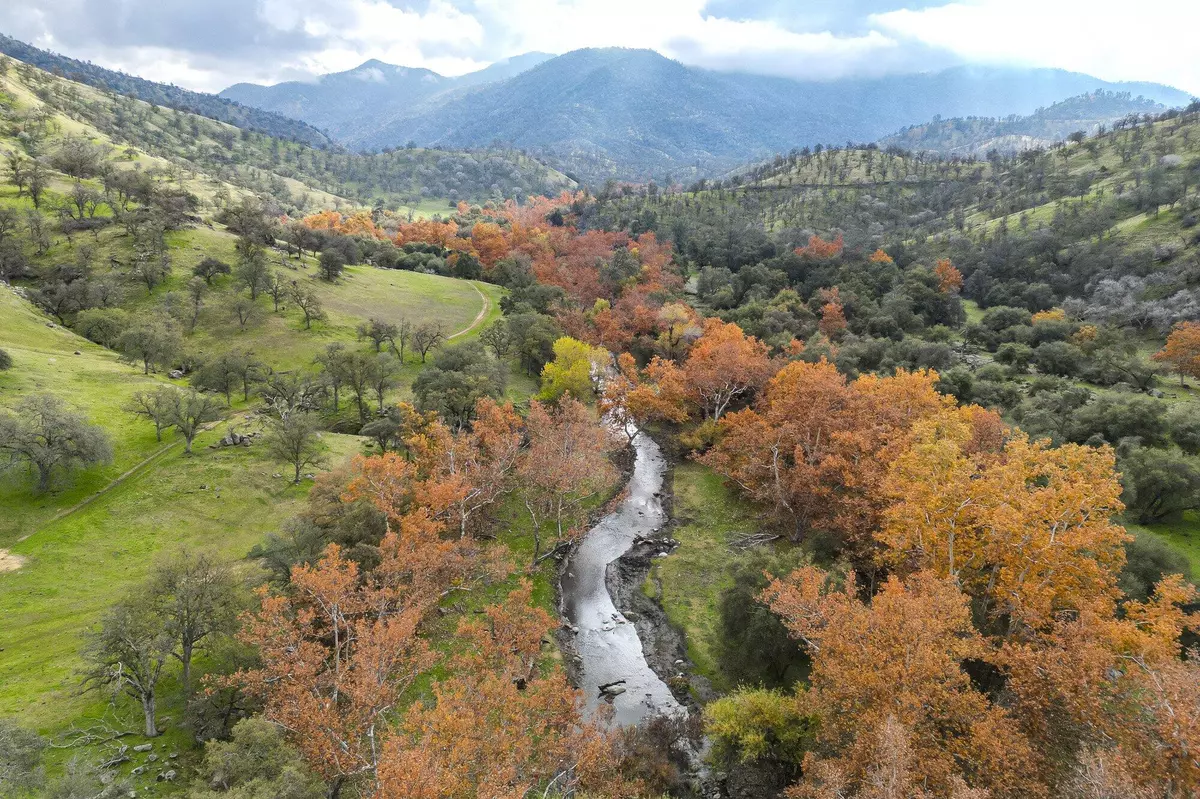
<box><xmin>817</xmin><ymin>287</ymin><xmax>848</xmax><ymax>340</ymax></box>
<box><xmin>934</xmin><ymin>258</ymin><xmax>964</xmax><ymax>294</ymax></box>
<box><xmin>1153</xmin><ymin>320</ymin><xmax>1200</xmax><ymax>385</ymax></box>
<box><xmin>518</xmin><ymin>398</ymin><xmax>617</xmax><ymax>562</ymax></box>
<box><xmin>795</xmin><ymin>233</ymin><xmax>845</xmax><ymax>260</ymax></box>
<box><xmin>233</xmin><ymin>543</ymin><xmax>438</xmax><ymax>797</ymax></box>
<box><xmin>702</xmin><ymin>360</ymin><xmax>954</xmax><ymax>555</ymax></box>
<box><xmin>880</xmin><ymin>410</ymin><xmax>1128</xmax><ymax>633</ymax></box>
<box><xmin>681</xmin><ymin>318</ymin><xmax>774</xmax><ymax>421</ymax></box>
<box><xmin>376</xmin><ymin>583</ymin><xmax>630</xmax><ymax>799</ymax></box>
<box><xmin>763</xmin><ymin>568</ymin><xmax>1042</xmax><ymax>799</ymax></box>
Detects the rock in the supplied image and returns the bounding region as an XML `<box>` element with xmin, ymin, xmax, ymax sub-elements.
<box><xmin>131</xmin><ymin>766</ymin><xmax>145</xmax><ymax>776</ymax></box>
<box><xmin>599</xmin><ymin>679</ymin><xmax>627</xmax><ymax>697</ymax></box>
<box><xmin>601</xmin><ymin>623</ymin><xmax>615</xmax><ymax>632</ymax></box>
<box><xmin>272</xmin><ymin>473</ymin><xmax>283</xmax><ymax>479</ymax></box>
<box><xmin>74</xmin><ymin>350</ymin><xmax>82</xmax><ymax>355</ymax></box>
<box><xmin>605</xmin><ymin>685</ymin><xmax>626</xmax><ymax>696</ymax></box>
<box><xmin>133</xmin><ymin>744</ymin><xmax>153</xmax><ymax>752</ymax></box>
<box><xmin>168</xmin><ymin>370</ymin><xmax>184</xmax><ymax>379</ymax></box>
<box><xmin>169</xmin><ymin>753</ymin><xmax>178</xmax><ymax>759</ymax></box>
<box><xmin>147</xmin><ymin>753</ymin><xmax>158</xmax><ymax>762</ymax></box>
<box><xmin>157</xmin><ymin>770</ymin><xmax>177</xmax><ymax>783</ymax></box>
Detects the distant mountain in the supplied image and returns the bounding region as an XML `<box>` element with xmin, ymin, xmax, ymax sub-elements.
<box><xmin>220</xmin><ymin>53</ymin><xmax>554</xmax><ymax>141</ymax></box>
<box><xmin>877</xmin><ymin>91</ymin><xmax>1170</xmax><ymax>157</ymax></box>
<box><xmin>262</xmin><ymin>48</ymin><xmax>1188</xmax><ymax>184</ymax></box>
<box><xmin>0</xmin><ymin>33</ymin><xmax>332</xmax><ymax>147</ymax></box>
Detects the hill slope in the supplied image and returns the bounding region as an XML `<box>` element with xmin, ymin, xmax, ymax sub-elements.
<box><xmin>0</xmin><ymin>53</ymin><xmax>574</xmax><ymax>212</ymax></box>
<box><xmin>270</xmin><ymin>48</ymin><xmax>1188</xmax><ymax>183</ymax></box>
<box><xmin>0</xmin><ymin>32</ymin><xmax>333</xmax><ymax>147</ymax></box>
<box><xmin>878</xmin><ymin>91</ymin><xmax>1169</xmax><ymax>157</ymax></box>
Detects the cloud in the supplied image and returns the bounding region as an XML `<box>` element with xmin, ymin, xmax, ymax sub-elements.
<box><xmin>872</xmin><ymin>0</ymin><xmax>1200</xmax><ymax>96</ymax></box>
<box><xmin>0</xmin><ymin>0</ymin><xmax>1195</xmax><ymax>94</ymax></box>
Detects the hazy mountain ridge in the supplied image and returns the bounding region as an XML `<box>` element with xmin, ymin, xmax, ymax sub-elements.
<box><xmin>878</xmin><ymin>91</ymin><xmax>1172</xmax><ymax>157</ymax></box>
<box><xmin>0</xmin><ymin>33</ymin><xmax>333</xmax><ymax>147</ymax></box>
<box><xmin>220</xmin><ymin>52</ymin><xmax>554</xmax><ymax>141</ymax></box>
<box><xmin>223</xmin><ymin>47</ymin><xmax>1190</xmax><ymax>184</ymax></box>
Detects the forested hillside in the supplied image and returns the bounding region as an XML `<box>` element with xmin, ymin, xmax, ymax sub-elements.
<box><xmin>0</xmin><ymin>53</ymin><xmax>574</xmax><ymax>214</ymax></box>
<box><xmin>0</xmin><ymin>33</ymin><xmax>333</xmax><ymax>147</ymax></box>
<box><xmin>271</xmin><ymin>48</ymin><xmax>1187</xmax><ymax>184</ymax></box>
<box><xmin>878</xmin><ymin>91</ymin><xmax>1168</xmax><ymax>157</ymax></box>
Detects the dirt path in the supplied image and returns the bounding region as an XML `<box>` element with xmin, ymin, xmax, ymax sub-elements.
<box><xmin>25</xmin><ymin>413</ymin><xmax>244</xmax><ymax>542</ymax></box>
<box><xmin>448</xmin><ymin>282</ymin><xmax>492</xmax><ymax>340</ymax></box>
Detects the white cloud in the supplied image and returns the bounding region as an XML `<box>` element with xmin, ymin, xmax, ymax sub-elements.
<box><xmin>872</xmin><ymin>0</ymin><xmax>1200</xmax><ymax>95</ymax></box>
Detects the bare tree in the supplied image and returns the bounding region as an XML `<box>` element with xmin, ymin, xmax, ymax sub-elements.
<box><xmin>265</xmin><ymin>412</ymin><xmax>325</xmax><ymax>483</ymax></box>
<box><xmin>124</xmin><ymin>386</ymin><xmax>178</xmax><ymax>442</ymax></box>
<box><xmin>264</xmin><ymin>270</ymin><xmax>288</xmax><ymax>312</ymax></box>
<box><xmin>0</xmin><ymin>394</ymin><xmax>113</xmax><ymax>490</ymax></box>
<box><xmin>82</xmin><ymin>596</ymin><xmax>172</xmax><ymax>737</ymax></box>
<box><xmin>230</xmin><ymin>295</ymin><xmax>260</xmax><ymax>330</ymax></box>
<box><xmin>356</xmin><ymin>317</ymin><xmax>398</xmax><ymax>352</ymax></box>
<box><xmin>148</xmin><ymin>551</ymin><xmax>240</xmax><ymax>695</ymax></box>
<box><xmin>411</xmin><ymin>321</ymin><xmax>446</xmax><ymax>363</ymax></box>
<box><xmin>168</xmin><ymin>390</ymin><xmax>222</xmax><ymax>454</ymax></box>
<box><xmin>289</xmin><ymin>284</ymin><xmax>325</xmax><ymax>330</ymax></box>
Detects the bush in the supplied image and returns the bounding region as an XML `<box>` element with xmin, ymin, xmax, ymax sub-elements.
<box><xmin>74</xmin><ymin>308</ymin><xmax>131</xmax><ymax>348</ymax></box>
<box><xmin>1033</xmin><ymin>340</ymin><xmax>1085</xmax><ymax>377</ymax></box>
<box><xmin>318</xmin><ymin>249</ymin><xmax>345</xmax><ymax>281</ymax></box>
<box><xmin>1119</xmin><ymin>529</ymin><xmax>1193</xmax><ymax>602</ymax></box>
<box><xmin>715</xmin><ymin>549</ymin><xmax>810</xmax><ymax>689</ymax></box>
<box><xmin>0</xmin><ymin>348</ymin><xmax>12</xmax><ymax>371</ymax></box>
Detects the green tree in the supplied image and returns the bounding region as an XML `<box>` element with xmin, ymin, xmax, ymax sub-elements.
<box><xmin>0</xmin><ymin>720</ymin><xmax>46</xmax><ymax>795</ymax></box>
<box><xmin>190</xmin><ymin>718</ymin><xmax>323</xmax><ymax>799</ymax></box>
<box><xmin>265</xmin><ymin>412</ymin><xmax>325</xmax><ymax>483</ymax></box>
<box><xmin>82</xmin><ymin>595</ymin><xmax>173</xmax><ymax>737</ymax></box>
<box><xmin>170</xmin><ymin>390</ymin><xmax>223</xmax><ymax>454</ymax></box>
<box><xmin>537</xmin><ymin>336</ymin><xmax>606</xmax><ymax>402</ymax></box>
<box><xmin>0</xmin><ymin>394</ymin><xmax>113</xmax><ymax>490</ymax></box>
<box><xmin>412</xmin><ymin>342</ymin><xmax>506</xmax><ymax>430</ymax></box>
<box><xmin>117</xmin><ymin>321</ymin><xmax>181</xmax><ymax>375</ymax></box>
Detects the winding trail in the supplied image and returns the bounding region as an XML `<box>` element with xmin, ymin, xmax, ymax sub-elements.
<box><xmin>560</xmin><ymin>431</ymin><xmax>685</xmax><ymax>726</ymax></box>
<box><xmin>447</xmin><ymin>281</ymin><xmax>492</xmax><ymax>340</ymax></box>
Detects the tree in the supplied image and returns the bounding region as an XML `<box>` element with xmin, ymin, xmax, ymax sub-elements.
<box><xmin>27</xmin><ymin>159</ymin><xmax>47</xmax><ymax>210</ymax></box>
<box><xmin>1117</xmin><ymin>444</ymin><xmax>1200</xmax><ymax>524</ymax></box>
<box><xmin>518</xmin><ymin>398</ymin><xmax>616</xmax><ymax>562</ymax></box>
<box><xmin>538</xmin><ymin>336</ymin><xmax>607</xmax><ymax>402</ymax></box>
<box><xmin>266</xmin><ymin>412</ymin><xmax>325</xmax><ymax>483</ymax></box>
<box><xmin>4</xmin><ymin>150</ymin><xmax>29</xmax><ymax>197</ymax></box>
<box><xmin>194</xmin><ymin>351</ymin><xmax>263</xmax><ymax>404</ymax></box>
<box><xmin>0</xmin><ymin>394</ymin><xmax>113</xmax><ymax>490</ymax></box>
<box><xmin>880</xmin><ymin>409</ymin><xmax>1128</xmax><ymax>633</ymax></box>
<box><xmin>702</xmin><ymin>360</ymin><xmax>954</xmax><ymax>556</ymax></box>
<box><xmin>169</xmin><ymin>390</ymin><xmax>222</xmax><ymax>454</ymax></box>
<box><xmin>315</xmin><ymin>343</ymin><xmax>352</xmax><ymax>411</ymax></box>
<box><xmin>229</xmin><ymin>295</ymin><xmax>261</xmax><ymax>331</ymax></box>
<box><xmin>412</xmin><ymin>342</ymin><xmax>506</xmax><ymax>431</ymax></box>
<box><xmin>125</xmin><ymin>385</ymin><xmax>179</xmax><ymax>442</ymax></box>
<box><xmin>934</xmin><ymin>258</ymin><xmax>964</xmax><ymax>293</ymax></box>
<box><xmin>376</xmin><ymin>583</ymin><xmax>622</xmax><ymax>798</ymax></box>
<box><xmin>411</xmin><ymin>321</ymin><xmax>446</xmax><ymax>363</ymax></box>
<box><xmin>83</xmin><ymin>595</ymin><xmax>173</xmax><ymax>737</ymax></box>
<box><xmin>194</xmin><ymin>257</ymin><xmax>231</xmax><ymax>285</ymax></box>
<box><xmin>682</xmin><ymin>318</ymin><xmax>773</xmax><ymax>421</ymax></box>
<box><xmin>0</xmin><ymin>348</ymin><xmax>11</xmax><ymax>371</ymax></box>
<box><xmin>191</xmin><ymin>718</ymin><xmax>323</xmax><ymax>799</ymax></box>
<box><xmin>479</xmin><ymin>319</ymin><xmax>512</xmax><ymax>359</ymax></box>
<box><xmin>317</xmin><ymin>249</ymin><xmax>345</xmax><ymax>281</ymax></box>
<box><xmin>366</xmin><ymin>353</ymin><xmax>400</xmax><ymax>413</ymax></box>
<box><xmin>264</xmin><ymin>270</ymin><xmax>289</xmax><ymax>313</ymax></box>
<box><xmin>0</xmin><ymin>719</ymin><xmax>46</xmax><ymax>795</ymax></box>
<box><xmin>235</xmin><ymin>239</ymin><xmax>270</xmax><ymax>300</ymax></box>
<box><xmin>149</xmin><ymin>550</ymin><xmax>240</xmax><ymax>695</ymax></box>
<box><xmin>289</xmin><ymin>284</ymin><xmax>325</xmax><ymax>330</ymax></box>
<box><xmin>118</xmin><ymin>321</ymin><xmax>181</xmax><ymax>375</ymax></box>
<box><xmin>761</xmin><ymin>568</ymin><xmax>1040</xmax><ymax>798</ymax></box>
<box><xmin>1153</xmin><ymin>321</ymin><xmax>1200</xmax><ymax>385</ymax></box>
<box><xmin>356</xmin><ymin>318</ymin><xmax>398</xmax><ymax>352</ymax></box>
<box><xmin>233</xmin><ymin>543</ymin><xmax>439</xmax><ymax>797</ymax></box>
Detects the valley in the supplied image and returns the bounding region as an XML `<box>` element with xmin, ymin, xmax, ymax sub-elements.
<box><xmin>0</xmin><ymin>22</ymin><xmax>1198</xmax><ymax>799</ymax></box>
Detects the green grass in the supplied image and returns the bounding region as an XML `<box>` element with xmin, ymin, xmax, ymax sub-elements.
<box><xmin>646</xmin><ymin>462</ymin><xmax>758</xmax><ymax>690</ymax></box>
<box><xmin>1135</xmin><ymin>512</ymin><xmax>1200</xmax><ymax>577</ymax></box>
<box><xmin>0</xmin><ymin>287</ymin><xmax>173</xmax><ymax>545</ymax></box>
<box><xmin>0</xmin><ymin>426</ymin><xmax>365</xmax><ymax>730</ymax></box>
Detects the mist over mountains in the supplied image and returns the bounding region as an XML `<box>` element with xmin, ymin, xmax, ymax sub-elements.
<box><xmin>222</xmin><ymin>47</ymin><xmax>1190</xmax><ymax>183</ymax></box>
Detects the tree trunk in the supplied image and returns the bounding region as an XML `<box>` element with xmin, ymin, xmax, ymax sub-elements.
<box><xmin>142</xmin><ymin>692</ymin><xmax>158</xmax><ymax>737</ymax></box>
<box><xmin>294</xmin><ymin>462</ymin><xmax>302</xmax><ymax>483</ymax></box>
<box><xmin>181</xmin><ymin>642</ymin><xmax>194</xmax><ymax>696</ymax></box>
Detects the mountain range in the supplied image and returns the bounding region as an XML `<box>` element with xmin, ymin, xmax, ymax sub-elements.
<box><xmin>221</xmin><ymin>48</ymin><xmax>1191</xmax><ymax>182</ymax></box>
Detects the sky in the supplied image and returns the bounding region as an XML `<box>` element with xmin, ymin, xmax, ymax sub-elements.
<box><xmin>1</xmin><ymin>0</ymin><xmax>1198</xmax><ymax>95</ymax></box>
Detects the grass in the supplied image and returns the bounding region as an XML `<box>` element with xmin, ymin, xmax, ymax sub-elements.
<box><xmin>1135</xmin><ymin>511</ymin><xmax>1200</xmax><ymax>577</ymax></box>
<box><xmin>0</xmin><ymin>424</ymin><xmax>365</xmax><ymax>730</ymax></box>
<box><xmin>646</xmin><ymin>462</ymin><xmax>758</xmax><ymax>691</ymax></box>
<box><xmin>0</xmin><ymin>287</ymin><xmax>173</xmax><ymax>545</ymax></box>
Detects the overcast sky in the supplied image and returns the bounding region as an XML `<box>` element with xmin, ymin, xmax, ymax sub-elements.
<box><xmin>1</xmin><ymin>0</ymin><xmax>1198</xmax><ymax>95</ymax></box>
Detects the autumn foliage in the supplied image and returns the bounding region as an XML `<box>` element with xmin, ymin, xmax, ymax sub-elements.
<box><xmin>934</xmin><ymin>257</ymin><xmax>964</xmax><ymax>294</ymax></box>
<box><xmin>1153</xmin><ymin>320</ymin><xmax>1200</xmax><ymax>383</ymax></box>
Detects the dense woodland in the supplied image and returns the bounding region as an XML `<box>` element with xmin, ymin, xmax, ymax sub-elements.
<box><xmin>0</xmin><ymin>52</ymin><xmax>1198</xmax><ymax>799</ymax></box>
